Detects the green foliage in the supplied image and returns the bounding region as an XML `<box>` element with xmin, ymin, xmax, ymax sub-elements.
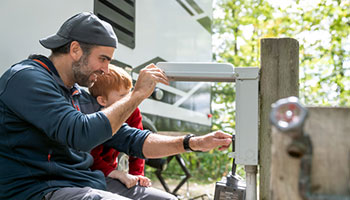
<box><xmin>213</xmin><ymin>0</ymin><xmax>349</xmax><ymax>182</ymax></box>
<box><xmin>213</xmin><ymin>0</ymin><xmax>350</xmax><ymax>108</ymax></box>
<box><xmin>148</xmin><ymin>0</ymin><xmax>350</xmax><ymax>184</ymax></box>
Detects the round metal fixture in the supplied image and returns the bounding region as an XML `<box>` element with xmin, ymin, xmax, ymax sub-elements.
<box><xmin>270</xmin><ymin>96</ymin><xmax>308</xmax><ymax>132</ymax></box>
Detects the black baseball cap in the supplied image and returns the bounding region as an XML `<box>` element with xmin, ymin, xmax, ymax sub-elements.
<box><xmin>40</xmin><ymin>12</ymin><xmax>118</xmax><ymax>49</ymax></box>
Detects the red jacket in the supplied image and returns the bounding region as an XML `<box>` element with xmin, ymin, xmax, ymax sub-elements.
<box><xmin>90</xmin><ymin>108</ymin><xmax>145</xmax><ymax>176</ymax></box>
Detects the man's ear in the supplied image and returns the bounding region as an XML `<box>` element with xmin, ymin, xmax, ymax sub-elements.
<box><xmin>70</xmin><ymin>41</ymin><xmax>83</xmax><ymax>61</ymax></box>
<box><xmin>96</xmin><ymin>96</ymin><xmax>107</xmax><ymax>107</ymax></box>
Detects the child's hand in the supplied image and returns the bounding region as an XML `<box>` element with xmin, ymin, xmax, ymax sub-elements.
<box><xmin>108</xmin><ymin>170</ymin><xmax>139</xmax><ymax>188</ymax></box>
<box><xmin>119</xmin><ymin>173</ymin><xmax>139</xmax><ymax>188</ymax></box>
<box><xmin>138</xmin><ymin>176</ymin><xmax>152</xmax><ymax>187</ymax></box>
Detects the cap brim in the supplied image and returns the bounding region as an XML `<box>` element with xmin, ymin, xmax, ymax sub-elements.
<box><xmin>39</xmin><ymin>34</ymin><xmax>71</xmax><ymax>49</ymax></box>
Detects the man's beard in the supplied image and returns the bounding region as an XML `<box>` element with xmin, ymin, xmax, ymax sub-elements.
<box><xmin>72</xmin><ymin>53</ymin><xmax>95</xmax><ymax>88</ymax></box>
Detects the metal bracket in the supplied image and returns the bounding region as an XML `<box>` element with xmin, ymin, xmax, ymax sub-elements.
<box><xmin>157</xmin><ymin>62</ymin><xmax>260</xmax><ymax>165</ymax></box>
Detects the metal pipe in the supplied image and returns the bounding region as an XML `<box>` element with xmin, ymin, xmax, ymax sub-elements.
<box><xmin>245</xmin><ymin>165</ymin><xmax>257</xmax><ymax>200</ymax></box>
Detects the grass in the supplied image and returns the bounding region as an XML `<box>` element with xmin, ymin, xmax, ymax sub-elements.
<box><xmin>151</xmin><ymin>178</ymin><xmax>217</xmax><ymax>200</ymax></box>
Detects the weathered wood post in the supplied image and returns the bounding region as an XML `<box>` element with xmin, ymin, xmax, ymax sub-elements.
<box><xmin>259</xmin><ymin>38</ymin><xmax>299</xmax><ymax>200</ymax></box>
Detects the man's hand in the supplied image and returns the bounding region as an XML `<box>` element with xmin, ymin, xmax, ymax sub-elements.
<box><xmin>190</xmin><ymin>131</ymin><xmax>232</xmax><ymax>152</ymax></box>
<box><xmin>133</xmin><ymin>63</ymin><xmax>169</xmax><ymax>99</ymax></box>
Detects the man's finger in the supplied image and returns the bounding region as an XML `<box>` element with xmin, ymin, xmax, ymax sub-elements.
<box><xmin>214</xmin><ymin>130</ymin><xmax>232</xmax><ymax>138</ymax></box>
<box><xmin>145</xmin><ymin>63</ymin><xmax>157</xmax><ymax>69</ymax></box>
<box><xmin>149</xmin><ymin>71</ymin><xmax>169</xmax><ymax>84</ymax></box>
<box><xmin>140</xmin><ymin>68</ymin><xmax>169</xmax><ymax>84</ymax></box>
<box><xmin>152</xmin><ymin>74</ymin><xmax>169</xmax><ymax>85</ymax></box>
<box><xmin>144</xmin><ymin>64</ymin><xmax>169</xmax><ymax>82</ymax></box>
<box><xmin>218</xmin><ymin>144</ymin><xmax>231</xmax><ymax>151</ymax></box>
<box><xmin>213</xmin><ymin>138</ymin><xmax>232</xmax><ymax>149</ymax></box>
<box><xmin>219</xmin><ymin>138</ymin><xmax>232</xmax><ymax>144</ymax></box>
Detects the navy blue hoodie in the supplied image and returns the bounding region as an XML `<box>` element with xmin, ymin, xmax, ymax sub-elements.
<box><xmin>0</xmin><ymin>56</ymin><xmax>149</xmax><ymax>200</ymax></box>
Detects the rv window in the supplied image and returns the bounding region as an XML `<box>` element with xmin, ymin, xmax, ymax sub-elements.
<box><xmin>94</xmin><ymin>0</ymin><xmax>135</xmax><ymax>49</ymax></box>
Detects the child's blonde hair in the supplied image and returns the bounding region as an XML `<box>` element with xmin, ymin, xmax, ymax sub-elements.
<box><xmin>89</xmin><ymin>64</ymin><xmax>132</xmax><ymax>98</ymax></box>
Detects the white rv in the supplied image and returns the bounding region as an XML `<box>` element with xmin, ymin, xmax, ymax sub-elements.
<box><xmin>0</xmin><ymin>0</ymin><xmax>213</xmax><ymax>134</ymax></box>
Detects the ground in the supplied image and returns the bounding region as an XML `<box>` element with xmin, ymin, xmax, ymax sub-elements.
<box><xmin>152</xmin><ymin>178</ymin><xmax>217</xmax><ymax>200</ymax></box>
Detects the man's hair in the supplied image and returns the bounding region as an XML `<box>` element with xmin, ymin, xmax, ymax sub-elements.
<box><xmin>51</xmin><ymin>41</ymin><xmax>95</xmax><ymax>56</ymax></box>
<box><xmin>89</xmin><ymin>64</ymin><xmax>132</xmax><ymax>98</ymax></box>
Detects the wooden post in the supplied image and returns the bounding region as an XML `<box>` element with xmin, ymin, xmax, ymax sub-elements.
<box><xmin>259</xmin><ymin>38</ymin><xmax>299</xmax><ymax>200</ymax></box>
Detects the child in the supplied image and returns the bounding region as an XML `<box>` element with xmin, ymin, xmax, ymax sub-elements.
<box><xmin>89</xmin><ymin>65</ymin><xmax>176</xmax><ymax>200</ymax></box>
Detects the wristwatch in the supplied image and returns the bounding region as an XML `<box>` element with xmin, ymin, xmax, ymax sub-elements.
<box><xmin>183</xmin><ymin>134</ymin><xmax>196</xmax><ymax>152</ymax></box>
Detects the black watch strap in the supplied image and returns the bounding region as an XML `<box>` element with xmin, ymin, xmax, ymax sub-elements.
<box><xmin>183</xmin><ymin>134</ymin><xmax>196</xmax><ymax>152</ymax></box>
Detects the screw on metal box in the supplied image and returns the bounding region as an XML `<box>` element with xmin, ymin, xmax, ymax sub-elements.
<box><xmin>270</xmin><ymin>96</ymin><xmax>350</xmax><ymax>200</ymax></box>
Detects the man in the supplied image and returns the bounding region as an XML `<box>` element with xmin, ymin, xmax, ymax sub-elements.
<box><xmin>0</xmin><ymin>12</ymin><xmax>232</xmax><ymax>200</ymax></box>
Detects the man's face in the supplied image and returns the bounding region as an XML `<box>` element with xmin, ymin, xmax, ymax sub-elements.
<box><xmin>72</xmin><ymin>46</ymin><xmax>114</xmax><ymax>87</ymax></box>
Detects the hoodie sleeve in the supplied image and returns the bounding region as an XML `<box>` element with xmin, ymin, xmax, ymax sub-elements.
<box><xmin>103</xmin><ymin>124</ymin><xmax>151</xmax><ymax>159</ymax></box>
